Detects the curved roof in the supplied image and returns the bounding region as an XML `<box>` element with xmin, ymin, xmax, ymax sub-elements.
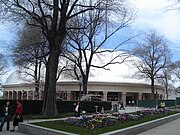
<box><xmin>4</xmin><ymin>50</ymin><xmax>150</xmax><ymax>85</ymax></box>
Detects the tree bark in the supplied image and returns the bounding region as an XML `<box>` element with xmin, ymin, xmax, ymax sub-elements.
<box><xmin>42</xmin><ymin>49</ymin><xmax>59</xmax><ymax>117</ymax></box>
<box><xmin>150</xmin><ymin>78</ymin><xmax>155</xmax><ymax>100</ymax></box>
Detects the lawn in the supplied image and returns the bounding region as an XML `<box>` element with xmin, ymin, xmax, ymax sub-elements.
<box><xmin>32</xmin><ymin>109</ymin><xmax>178</xmax><ymax>135</ymax></box>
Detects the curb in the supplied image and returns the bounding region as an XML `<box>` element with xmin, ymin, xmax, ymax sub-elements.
<box><xmin>18</xmin><ymin>113</ymin><xmax>180</xmax><ymax>135</ymax></box>
<box><xmin>100</xmin><ymin>113</ymin><xmax>180</xmax><ymax>135</ymax></box>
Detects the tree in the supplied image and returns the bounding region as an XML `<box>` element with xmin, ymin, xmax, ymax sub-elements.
<box><xmin>133</xmin><ymin>31</ymin><xmax>172</xmax><ymax>99</ymax></box>
<box><xmin>157</xmin><ymin>64</ymin><xmax>174</xmax><ymax>99</ymax></box>
<box><xmin>171</xmin><ymin>61</ymin><xmax>180</xmax><ymax>93</ymax></box>
<box><xmin>12</xmin><ymin>24</ymin><xmax>47</xmax><ymax>100</ymax></box>
<box><xmin>0</xmin><ymin>53</ymin><xmax>8</xmax><ymax>78</ymax></box>
<box><xmin>63</xmin><ymin>0</ymin><xmax>135</xmax><ymax>95</ymax></box>
<box><xmin>0</xmin><ymin>0</ymin><xmax>130</xmax><ymax>117</ymax></box>
<box><xmin>172</xmin><ymin>61</ymin><xmax>180</xmax><ymax>80</ymax></box>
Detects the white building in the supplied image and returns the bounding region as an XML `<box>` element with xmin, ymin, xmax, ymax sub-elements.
<box><xmin>1</xmin><ymin>51</ymin><xmax>164</xmax><ymax>106</ymax></box>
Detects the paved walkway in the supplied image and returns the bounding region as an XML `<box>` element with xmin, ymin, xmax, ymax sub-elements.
<box><xmin>137</xmin><ymin>117</ymin><xmax>180</xmax><ymax>135</ymax></box>
<box><xmin>0</xmin><ymin>107</ymin><xmax>179</xmax><ymax>135</ymax></box>
<box><xmin>0</xmin><ymin>121</ymin><xmax>27</xmax><ymax>135</ymax></box>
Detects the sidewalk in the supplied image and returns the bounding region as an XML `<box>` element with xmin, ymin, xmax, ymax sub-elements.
<box><xmin>137</xmin><ymin>117</ymin><xmax>180</xmax><ymax>135</ymax></box>
<box><xmin>0</xmin><ymin>107</ymin><xmax>178</xmax><ymax>135</ymax></box>
<box><xmin>0</xmin><ymin>121</ymin><xmax>27</xmax><ymax>135</ymax></box>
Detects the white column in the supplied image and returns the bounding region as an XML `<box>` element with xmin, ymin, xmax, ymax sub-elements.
<box><xmin>27</xmin><ymin>91</ymin><xmax>29</xmax><ymax>100</ymax></box>
<box><xmin>39</xmin><ymin>90</ymin><xmax>42</xmax><ymax>100</ymax></box>
<box><xmin>138</xmin><ymin>92</ymin><xmax>142</xmax><ymax>100</ymax></box>
<box><xmin>7</xmin><ymin>91</ymin><xmax>10</xmax><ymax>99</ymax></box>
<box><xmin>12</xmin><ymin>91</ymin><xmax>14</xmax><ymax>100</ymax></box>
<box><xmin>67</xmin><ymin>91</ymin><xmax>71</xmax><ymax>100</ymax></box>
<box><xmin>21</xmin><ymin>91</ymin><xmax>23</xmax><ymax>100</ymax></box>
<box><xmin>122</xmin><ymin>92</ymin><xmax>127</xmax><ymax>106</ymax></box>
<box><xmin>33</xmin><ymin>91</ymin><xmax>35</xmax><ymax>100</ymax></box>
<box><xmin>103</xmin><ymin>91</ymin><xmax>108</xmax><ymax>101</ymax></box>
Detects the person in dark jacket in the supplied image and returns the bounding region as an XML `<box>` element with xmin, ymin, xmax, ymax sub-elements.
<box><xmin>0</xmin><ymin>101</ymin><xmax>13</xmax><ymax>131</ymax></box>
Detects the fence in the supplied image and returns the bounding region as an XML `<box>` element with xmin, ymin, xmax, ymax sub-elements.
<box><xmin>137</xmin><ymin>99</ymin><xmax>176</xmax><ymax>108</ymax></box>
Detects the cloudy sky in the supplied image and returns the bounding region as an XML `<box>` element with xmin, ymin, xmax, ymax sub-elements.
<box><xmin>0</xmin><ymin>0</ymin><xmax>180</xmax><ymax>60</ymax></box>
<box><xmin>132</xmin><ymin>0</ymin><xmax>180</xmax><ymax>61</ymax></box>
<box><xmin>0</xmin><ymin>0</ymin><xmax>179</xmax><ymax>85</ymax></box>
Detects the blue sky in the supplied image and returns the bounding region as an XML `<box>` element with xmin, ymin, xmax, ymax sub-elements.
<box><xmin>131</xmin><ymin>0</ymin><xmax>180</xmax><ymax>61</ymax></box>
<box><xmin>0</xmin><ymin>0</ymin><xmax>180</xmax><ymax>63</ymax></box>
<box><xmin>1</xmin><ymin>0</ymin><xmax>180</xmax><ymax>60</ymax></box>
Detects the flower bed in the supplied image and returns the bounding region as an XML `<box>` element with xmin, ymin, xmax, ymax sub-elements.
<box><xmin>62</xmin><ymin>108</ymin><xmax>169</xmax><ymax>130</ymax></box>
<box><xmin>32</xmin><ymin>108</ymin><xmax>177</xmax><ymax>135</ymax></box>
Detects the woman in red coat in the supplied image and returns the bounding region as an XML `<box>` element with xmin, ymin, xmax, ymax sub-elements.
<box><xmin>10</xmin><ymin>100</ymin><xmax>23</xmax><ymax>132</ymax></box>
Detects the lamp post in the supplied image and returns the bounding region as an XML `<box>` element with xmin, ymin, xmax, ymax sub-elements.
<box><xmin>79</xmin><ymin>75</ymin><xmax>83</xmax><ymax>102</ymax></box>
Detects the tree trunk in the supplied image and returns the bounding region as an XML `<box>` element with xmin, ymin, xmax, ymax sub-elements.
<box><xmin>150</xmin><ymin>78</ymin><xmax>155</xmax><ymax>100</ymax></box>
<box><xmin>83</xmin><ymin>81</ymin><xmax>88</xmax><ymax>95</ymax></box>
<box><xmin>82</xmin><ymin>73</ymin><xmax>89</xmax><ymax>95</ymax></box>
<box><xmin>42</xmin><ymin>51</ymin><xmax>59</xmax><ymax>118</ymax></box>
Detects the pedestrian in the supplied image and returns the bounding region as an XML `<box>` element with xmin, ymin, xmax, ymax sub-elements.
<box><xmin>75</xmin><ymin>102</ymin><xmax>81</xmax><ymax>117</ymax></box>
<box><xmin>0</xmin><ymin>101</ymin><xmax>13</xmax><ymax>131</ymax></box>
<box><xmin>73</xmin><ymin>102</ymin><xmax>77</xmax><ymax>117</ymax></box>
<box><xmin>10</xmin><ymin>100</ymin><xmax>23</xmax><ymax>132</ymax></box>
<box><xmin>119</xmin><ymin>100</ymin><xmax>125</xmax><ymax>110</ymax></box>
<box><xmin>159</xmin><ymin>101</ymin><xmax>165</xmax><ymax>109</ymax></box>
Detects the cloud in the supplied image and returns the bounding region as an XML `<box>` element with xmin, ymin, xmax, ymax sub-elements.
<box><xmin>132</xmin><ymin>0</ymin><xmax>180</xmax><ymax>44</ymax></box>
<box><xmin>130</xmin><ymin>0</ymin><xmax>180</xmax><ymax>62</ymax></box>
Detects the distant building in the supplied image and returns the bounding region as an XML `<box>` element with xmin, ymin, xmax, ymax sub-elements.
<box><xmin>2</xmin><ymin>51</ymin><xmax>164</xmax><ymax>105</ymax></box>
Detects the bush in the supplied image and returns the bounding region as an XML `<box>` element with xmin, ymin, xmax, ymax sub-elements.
<box><xmin>0</xmin><ymin>100</ymin><xmax>111</xmax><ymax>116</ymax></box>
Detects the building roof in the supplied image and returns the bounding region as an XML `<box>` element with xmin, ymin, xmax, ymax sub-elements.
<box><xmin>4</xmin><ymin>50</ymin><xmax>150</xmax><ymax>85</ymax></box>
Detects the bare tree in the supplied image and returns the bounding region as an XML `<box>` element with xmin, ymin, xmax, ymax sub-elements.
<box><xmin>63</xmin><ymin>0</ymin><xmax>135</xmax><ymax>95</ymax></box>
<box><xmin>157</xmin><ymin>64</ymin><xmax>174</xmax><ymax>100</ymax></box>
<box><xmin>172</xmin><ymin>61</ymin><xmax>180</xmax><ymax>80</ymax></box>
<box><xmin>0</xmin><ymin>0</ymin><xmax>129</xmax><ymax>117</ymax></box>
<box><xmin>12</xmin><ymin>24</ymin><xmax>47</xmax><ymax>100</ymax></box>
<box><xmin>133</xmin><ymin>31</ymin><xmax>172</xmax><ymax>99</ymax></box>
<box><xmin>0</xmin><ymin>53</ymin><xmax>8</xmax><ymax>77</ymax></box>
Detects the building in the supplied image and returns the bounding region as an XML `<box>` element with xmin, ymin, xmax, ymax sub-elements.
<box><xmin>1</xmin><ymin>50</ymin><xmax>164</xmax><ymax>106</ymax></box>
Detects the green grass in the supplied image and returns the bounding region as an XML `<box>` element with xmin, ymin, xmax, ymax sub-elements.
<box><xmin>23</xmin><ymin>112</ymin><xmax>75</xmax><ymax>120</ymax></box>
<box><xmin>32</xmin><ymin>111</ymin><xmax>178</xmax><ymax>135</ymax></box>
<box><xmin>23</xmin><ymin>112</ymin><xmax>93</xmax><ymax>120</ymax></box>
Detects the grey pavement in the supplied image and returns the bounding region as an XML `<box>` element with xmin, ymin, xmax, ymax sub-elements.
<box><xmin>0</xmin><ymin>107</ymin><xmax>179</xmax><ymax>135</ymax></box>
<box><xmin>0</xmin><ymin>121</ymin><xmax>27</xmax><ymax>135</ymax></box>
<box><xmin>137</xmin><ymin>117</ymin><xmax>180</xmax><ymax>135</ymax></box>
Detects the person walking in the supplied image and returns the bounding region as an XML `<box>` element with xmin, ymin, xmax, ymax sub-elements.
<box><xmin>0</xmin><ymin>101</ymin><xmax>13</xmax><ymax>131</ymax></box>
<box><xmin>75</xmin><ymin>102</ymin><xmax>81</xmax><ymax>117</ymax></box>
<box><xmin>10</xmin><ymin>100</ymin><xmax>23</xmax><ymax>132</ymax></box>
<box><xmin>119</xmin><ymin>100</ymin><xmax>125</xmax><ymax>110</ymax></box>
<box><xmin>73</xmin><ymin>102</ymin><xmax>77</xmax><ymax>117</ymax></box>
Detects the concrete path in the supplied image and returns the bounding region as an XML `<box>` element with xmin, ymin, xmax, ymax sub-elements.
<box><xmin>0</xmin><ymin>122</ymin><xmax>27</xmax><ymax>135</ymax></box>
<box><xmin>137</xmin><ymin>117</ymin><xmax>180</xmax><ymax>135</ymax></box>
<box><xmin>0</xmin><ymin>130</ymin><xmax>27</xmax><ymax>135</ymax></box>
<box><xmin>0</xmin><ymin>107</ymin><xmax>179</xmax><ymax>135</ymax></box>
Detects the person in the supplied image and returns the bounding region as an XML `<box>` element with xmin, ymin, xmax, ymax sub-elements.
<box><xmin>0</xmin><ymin>101</ymin><xmax>13</xmax><ymax>131</ymax></box>
<box><xmin>75</xmin><ymin>102</ymin><xmax>81</xmax><ymax>117</ymax></box>
<box><xmin>132</xmin><ymin>100</ymin><xmax>135</xmax><ymax>106</ymax></box>
<box><xmin>73</xmin><ymin>102</ymin><xmax>77</xmax><ymax>117</ymax></box>
<box><xmin>159</xmin><ymin>101</ymin><xmax>165</xmax><ymax>109</ymax></box>
<box><xmin>119</xmin><ymin>100</ymin><xmax>125</xmax><ymax>110</ymax></box>
<box><xmin>10</xmin><ymin>100</ymin><xmax>23</xmax><ymax>132</ymax></box>
<box><xmin>101</xmin><ymin>107</ymin><xmax>105</xmax><ymax>114</ymax></box>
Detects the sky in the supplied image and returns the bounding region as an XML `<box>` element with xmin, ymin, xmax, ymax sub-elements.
<box><xmin>131</xmin><ymin>0</ymin><xmax>180</xmax><ymax>61</ymax></box>
<box><xmin>0</xmin><ymin>0</ymin><xmax>180</xmax><ymax>82</ymax></box>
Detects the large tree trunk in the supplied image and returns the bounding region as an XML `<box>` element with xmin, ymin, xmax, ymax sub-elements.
<box><xmin>150</xmin><ymin>78</ymin><xmax>155</xmax><ymax>100</ymax></box>
<box><xmin>42</xmin><ymin>50</ymin><xmax>59</xmax><ymax>118</ymax></box>
<box><xmin>83</xmin><ymin>82</ymin><xmax>88</xmax><ymax>95</ymax></box>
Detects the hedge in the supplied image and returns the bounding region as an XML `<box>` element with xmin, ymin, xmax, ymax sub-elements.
<box><xmin>0</xmin><ymin>100</ymin><xmax>111</xmax><ymax>116</ymax></box>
